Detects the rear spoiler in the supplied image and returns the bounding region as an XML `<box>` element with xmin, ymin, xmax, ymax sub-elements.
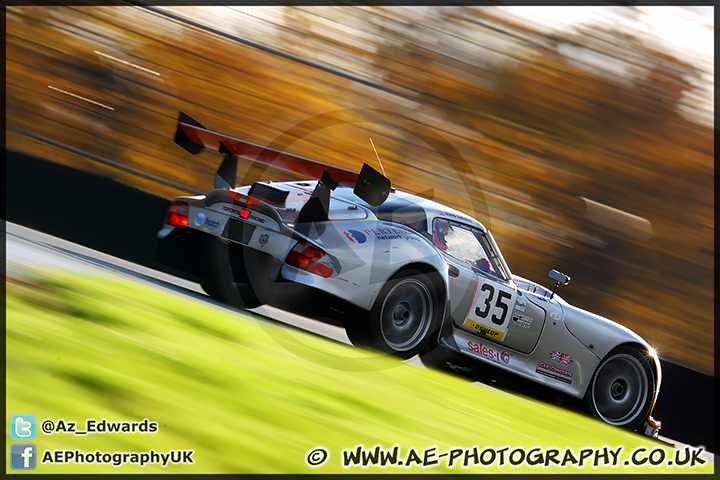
<box><xmin>174</xmin><ymin>112</ymin><xmax>391</xmax><ymax>216</ymax></box>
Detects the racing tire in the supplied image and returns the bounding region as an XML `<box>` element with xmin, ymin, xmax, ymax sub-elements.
<box><xmin>344</xmin><ymin>269</ymin><xmax>441</xmax><ymax>359</ymax></box>
<box><xmin>200</xmin><ymin>237</ymin><xmax>262</xmax><ymax>309</ymax></box>
<box><xmin>584</xmin><ymin>346</ymin><xmax>656</xmax><ymax>431</ymax></box>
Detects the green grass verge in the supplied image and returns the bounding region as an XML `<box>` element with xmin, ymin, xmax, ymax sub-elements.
<box><xmin>6</xmin><ymin>267</ymin><xmax>713</xmax><ymax>474</ymax></box>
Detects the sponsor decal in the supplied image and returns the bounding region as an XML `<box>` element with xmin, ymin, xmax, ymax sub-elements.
<box><xmin>222</xmin><ymin>205</ymin><xmax>244</xmax><ymax>217</ymax></box>
<box><xmin>527</xmin><ymin>285</ymin><xmax>554</xmax><ymax>304</ymax></box>
<box><xmin>463</xmin><ymin>319</ymin><xmax>505</xmax><ymax>340</ymax></box>
<box><xmin>514</xmin><ymin>297</ymin><xmax>527</xmax><ymax>313</ymax></box>
<box><xmin>221</xmin><ymin>205</ymin><xmax>265</xmax><ymax>223</ymax></box>
<box><xmin>195</xmin><ymin>212</ymin><xmax>220</xmax><ymax>229</ymax></box>
<box><xmin>536</xmin><ymin>361</ymin><xmax>573</xmax><ymax>384</ymax></box>
<box><xmin>512</xmin><ymin>313</ymin><xmax>533</xmax><ymax>329</ymax></box>
<box><xmin>437</xmin><ymin>210</ymin><xmax>473</xmax><ymax>224</ymax></box>
<box><xmin>549</xmin><ymin>311</ymin><xmax>562</xmax><ymax>321</ymax></box>
<box><xmin>549</xmin><ymin>351</ymin><xmax>573</xmax><ymax>366</ymax></box>
<box><xmin>363</xmin><ymin>227</ymin><xmax>420</xmax><ymax>242</ymax></box>
<box><xmin>343</xmin><ymin>230</ymin><xmax>367</xmax><ymax>244</ymax></box>
<box><xmin>467</xmin><ymin>341</ymin><xmax>510</xmax><ymax>364</ymax></box>
<box><xmin>259</xmin><ymin>234</ymin><xmax>269</xmax><ymax>247</ymax></box>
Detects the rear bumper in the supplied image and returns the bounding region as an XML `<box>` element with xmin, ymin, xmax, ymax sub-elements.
<box><xmin>156</xmin><ymin>226</ymin><xmax>362</xmax><ymax>320</ymax></box>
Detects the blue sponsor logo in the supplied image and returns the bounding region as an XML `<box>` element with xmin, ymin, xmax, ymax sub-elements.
<box><xmin>204</xmin><ymin>218</ymin><xmax>221</xmax><ymax>228</ymax></box>
<box><xmin>194</xmin><ymin>212</ymin><xmax>220</xmax><ymax>229</ymax></box>
<box><xmin>343</xmin><ymin>230</ymin><xmax>367</xmax><ymax>244</ymax></box>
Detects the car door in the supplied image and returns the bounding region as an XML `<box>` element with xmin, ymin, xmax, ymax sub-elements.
<box><xmin>434</xmin><ymin>218</ymin><xmax>545</xmax><ymax>354</ymax></box>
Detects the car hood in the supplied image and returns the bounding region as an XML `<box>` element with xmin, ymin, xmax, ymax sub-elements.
<box><xmin>561</xmin><ymin>303</ymin><xmax>652</xmax><ymax>360</ymax></box>
<box><xmin>513</xmin><ymin>275</ymin><xmax>652</xmax><ymax>359</ymax></box>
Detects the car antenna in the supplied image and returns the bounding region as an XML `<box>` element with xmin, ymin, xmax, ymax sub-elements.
<box><xmin>369</xmin><ymin>138</ymin><xmax>387</xmax><ymax>177</ymax></box>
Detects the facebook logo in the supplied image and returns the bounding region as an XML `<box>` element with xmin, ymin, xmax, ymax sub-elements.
<box><xmin>11</xmin><ymin>444</ymin><xmax>37</xmax><ymax>470</ymax></box>
<box><xmin>11</xmin><ymin>414</ymin><xmax>37</xmax><ymax>440</ymax></box>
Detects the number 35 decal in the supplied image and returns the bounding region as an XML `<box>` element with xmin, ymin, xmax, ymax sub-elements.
<box><xmin>465</xmin><ymin>282</ymin><xmax>516</xmax><ymax>340</ymax></box>
<box><xmin>475</xmin><ymin>284</ymin><xmax>513</xmax><ymax>325</ymax></box>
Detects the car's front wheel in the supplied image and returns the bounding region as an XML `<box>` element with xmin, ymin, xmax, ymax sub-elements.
<box><xmin>585</xmin><ymin>346</ymin><xmax>656</xmax><ymax>431</ymax></box>
<box><xmin>344</xmin><ymin>269</ymin><xmax>441</xmax><ymax>358</ymax></box>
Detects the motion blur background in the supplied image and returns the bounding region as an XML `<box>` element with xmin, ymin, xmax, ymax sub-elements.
<box><xmin>6</xmin><ymin>6</ymin><xmax>714</xmax><ymax>376</ymax></box>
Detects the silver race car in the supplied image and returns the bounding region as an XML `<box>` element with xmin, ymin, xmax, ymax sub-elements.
<box><xmin>156</xmin><ymin>113</ymin><xmax>661</xmax><ymax>436</ymax></box>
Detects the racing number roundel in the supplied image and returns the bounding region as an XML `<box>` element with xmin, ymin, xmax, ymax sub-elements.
<box><xmin>464</xmin><ymin>281</ymin><xmax>515</xmax><ymax>341</ymax></box>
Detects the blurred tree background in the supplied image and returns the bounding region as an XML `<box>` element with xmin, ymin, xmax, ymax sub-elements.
<box><xmin>5</xmin><ymin>6</ymin><xmax>713</xmax><ymax>375</ymax></box>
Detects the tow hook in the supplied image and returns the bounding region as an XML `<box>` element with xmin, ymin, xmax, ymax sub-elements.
<box><xmin>642</xmin><ymin>416</ymin><xmax>661</xmax><ymax>439</ymax></box>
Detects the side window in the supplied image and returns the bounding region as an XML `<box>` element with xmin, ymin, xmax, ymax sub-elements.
<box><xmin>433</xmin><ymin>219</ymin><xmax>508</xmax><ymax>281</ymax></box>
<box><xmin>433</xmin><ymin>218</ymin><xmax>452</xmax><ymax>252</ymax></box>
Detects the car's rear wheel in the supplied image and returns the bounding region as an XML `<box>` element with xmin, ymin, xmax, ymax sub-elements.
<box><xmin>585</xmin><ymin>346</ymin><xmax>656</xmax><ymax>431</ymax></box>
<box><xmin>200</xmin><ymin>237</ymin><xmax>262</xmax><ymax>309</ymax></box>
<box><xmin>344</xmin><ymin>269</ymin><xmax>440</xmax><ymax>358</ymax></box>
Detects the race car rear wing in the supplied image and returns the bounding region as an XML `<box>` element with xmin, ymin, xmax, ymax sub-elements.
<box><xmin>173</xmin><ymin>112</ymin><xmax>391</xmax><ymax>216</ymax></box>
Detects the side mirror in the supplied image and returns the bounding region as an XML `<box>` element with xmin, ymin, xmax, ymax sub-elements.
<box><xmin>548</xmin><ymin>269</ymin><xmax>570</xmax><ymax>299</ymax></box>
<box><xmin>549</xmin><ymin>269</ymin><xmax>570</xmax><ymax>285</ymax></box>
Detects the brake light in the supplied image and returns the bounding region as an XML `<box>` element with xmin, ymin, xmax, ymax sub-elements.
<box><xmin>285</xmin><ymin>242</ymin><xmax>334</xmax><ymax>278</ymax></box>
<box><xmin>166</xmin><ymin>201</ymin><xmax>189</xmax><ymax>227</ymax></box>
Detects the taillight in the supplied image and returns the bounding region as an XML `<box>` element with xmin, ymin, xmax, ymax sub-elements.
<box><xmin>285</xmin><ymin>242</ymin><xmax>334</xmax><ymax>278</ymax></box>
<box><xmin>165</xmin><ymin>201</ymin><xmax>189</xmax><ymax>227</ymax></box>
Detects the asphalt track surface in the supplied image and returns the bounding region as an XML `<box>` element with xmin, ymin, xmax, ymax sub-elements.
<box><xmin>5</xmin><ymin>221</ymin><xmax>715</xmax><ymax>465</ymax></box>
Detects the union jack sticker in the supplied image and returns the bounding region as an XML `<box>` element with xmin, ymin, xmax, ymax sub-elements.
<box><xmin>549</xmin><ymin>351</ymin><xmax>573</xmax><ymax>365</ymax></box>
